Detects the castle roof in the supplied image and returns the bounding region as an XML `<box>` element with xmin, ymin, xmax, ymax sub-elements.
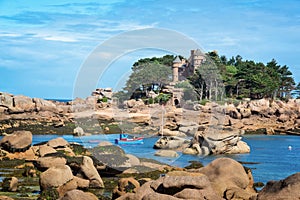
<box><xmin>194</xmin><ymin>49</ymin><xmax>203</xmax><ymax>56</ymax></box>
<box><xmin>173</xmin><ymin>56</ymin><xmax>181</xmax><ymax>63</ymax></box>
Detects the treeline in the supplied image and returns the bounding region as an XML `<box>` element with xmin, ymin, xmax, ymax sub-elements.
<box><xmin>191</xmin><ymin>51</ymin><xmax>296</xmax><ymax>100</ymax></box>
<box><xmin>115</xmin><ymin>52</ymin><xmax>298</xmax><ymax>102</ymax></box>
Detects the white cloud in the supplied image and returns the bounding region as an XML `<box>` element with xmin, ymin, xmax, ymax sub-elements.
<box><xmin>43</xmin><ymin>35</ymin><xmax>78</xmax><ymax>42</ymax></box>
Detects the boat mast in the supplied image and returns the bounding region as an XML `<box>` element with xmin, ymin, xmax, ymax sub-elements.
<box><xmin>161</xmin><ymin>104</ymin><xmax>164</xmax><ymax>137</ymax></box>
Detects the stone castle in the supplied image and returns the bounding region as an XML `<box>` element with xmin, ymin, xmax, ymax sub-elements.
<box><xmin>168</xmin><ymin>49</ymin><xmax>206</xmax><ymax>106</ymax></box>
<box><xmin>172</xmin><ymin>49</ymin><xmax>206</xmax><ymax>82</ymax></box>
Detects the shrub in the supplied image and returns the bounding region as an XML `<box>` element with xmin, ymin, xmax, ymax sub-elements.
<box><xmin>98</xmin><ymin>97</ymin><xmax>108</xmax><ymax>103</ymax></box>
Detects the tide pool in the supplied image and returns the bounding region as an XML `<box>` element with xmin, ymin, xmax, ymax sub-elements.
<box><xmin>1</xmin><ymin>134</ymin><xmax>300</xmax><ymax>185</ymax></box>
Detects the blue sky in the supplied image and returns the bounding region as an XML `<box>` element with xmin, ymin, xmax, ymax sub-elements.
<box><xmin>1</xmin><ymin>0</ymin><xmax>300</xmax><ymax>99</ymax></box>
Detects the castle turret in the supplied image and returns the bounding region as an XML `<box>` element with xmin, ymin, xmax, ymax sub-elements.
<box><xmin>193</xmin><ymin>49</ymin><xmax>205</xmax><ymax>67</ymax></box>
<box><xmin>172</xmin><ymin>56</ymin><xmax>181</xmax><ymax>82</ymax></box>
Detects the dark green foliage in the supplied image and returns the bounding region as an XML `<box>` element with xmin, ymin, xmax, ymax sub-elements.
<box><xmin>148</xmin><ymin>97</ymin><xmax>154</xmax><ymax>104</ymax></box>
<box><xmin>92</xmin><ymin>145</ymin><xmax>125</xmax><ymax>155</ymax></box>
<box><xmin>1</xmin><ymin>178</ymin><xmax>13</xmax><ymax>192</ymax></box>
<box><xmin>38</xmin><ymin>188</ymin><xmax>59</xmax><ymax>200</ymax></box>
<box><xmin>124</xmin><ymin>182</ymin><xmax>136</xmax><ymax>193</ymax></box>
<box><xmin>184</xmin><ymin>161</ymin><xmax>204</xmax><ymax>169</ymax></box>
<box><xmin>70</xmin><ymin>143</ymin><xmax>89</xmax><ymax>155</ymax></box>
<box><xmin>188</xmin><ymin>57</ymin><xmax>224</xmax><ymax>101</ymax></box>
<box><xmin>98</xmin><ymin>97</ymin><xmax>108</xmax><ymax>103</ymax></box>
<box><xmin>154</xmin><ymin>93</ymin><xmax>171</xmax><ymax>104</ymax></box>
<box><xmin>119</xmin><ymin>55</ymin><xmax>175</xmax><ymax>100</ymax></box>
<box><xmin>188</xmin><ymin>51</ymin><xmax>295</xmax><ymax>100</ymax></box>
<box><xmin>118</xmin><ymin>51</ymin><xmax>295</xmax><ymax>102</ymax></box>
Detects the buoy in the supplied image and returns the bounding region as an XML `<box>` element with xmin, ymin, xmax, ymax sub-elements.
<box><xmin>288</xmin><ymin>146</ymin><xmax>292</xmax><ymax>150</ymax></box>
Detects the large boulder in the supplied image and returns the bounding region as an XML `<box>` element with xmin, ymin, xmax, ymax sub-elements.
<box><xmin>226</xmin><ymin>104</ymin><xmax>241</xmax><ymax>119</ymax></box>
<box><xmin>36</xmin><ymin>157</ymin><xmax>67</xmax><ymax>170</ymax></box>
<box><xmin>38</xmin><ymin>145</ymin><xmax>57</xmax><ymax>157</ymax></box>
<box><xmin>153</xmin><ymin>136</ymin><xmax>188</xmax><ymax>149</ymax></box>
<box><xmin>60</xmin><ymin>189</ymin><xmax>98</xmax><ymax>200</ymax></box>
<box><xmin>178</xmin><ymin>125</ymin><xmax>199</xmax><ymax>136</ymax></box>
<box><xmin>0</xmin><ymin>130</ymin><xmax>32</xmax><ymax>152</ymax></box>
<box><xmin>40</xmin><ymin>165</ymin><xmax>74</xmax><ymax>190</ymax></box>
<box><xmin>158</xmin><ymin>129</ymin><xmax>186</xmax><ymax>137</ymax></box>
<box><xmin>12</xmin><ymin>95</ymin><xmax>35</xmax><ymax>112</ymax></box>
<box><xmin>190</xmin><ymin>129</ymin><xmax>250</xmax><ymax>155</ymax></box>
<box><xmin>113</xmin><ymin>177</ymin><xmax>140</xmax><ymax>199</ymax></box>
<box><xmin>33</xmin><ymin>98</ymin><xmax>58</xmax><ymax>112</ymax></box>
<box><xmin>128</xmin><ymin>113</ymin><xmax>151</xmax><ymax>124</ymax></box>
<box><xmin>248</xmin><ymin>98</ymin><xmax>270</xmax><ymax>115</ymax></box>
<box><xmin>47</xmin><ymin>137</ymin><xmax>69</xmax><ymax>148</ymax></box>
<box><xmin>0</xmin><ymin>92</ymin><xmax>13</xmax><ymax>108</ymax></box>
<box><xmin>73</xmin><ymin>127</ymin><xmax>85</xmax><ymax>136</ymax></box>
<box><xmin>124</xmin><ymin>99</ymin><xmax>144</xmax><ymax>109</ymax></box>
<box><xmin>121</xmin><ymin>171</ymin><xmax>222</xmax><ymax>200</ymax></box>
<box><xmin>80</xmin><ymin>156</ymin><xmax>104</xmax><ymax>188</ymax></box>
<box><xmin>154</xmin><ymin>150</ymin><xmax>179</xmax><ymax>157</ymax></box>
<box><xmin>258</xmin><ymin>172</ymin><xmax>300</xmax><ymax>200</ymax></box>
<box><xmin>125</xmin><ymin>154</ymin><xmax>140</xmax><ymax>166</ymax></box>
<box><xmin>239</xmin><ymin>108</ymin><xmax>252</xmax><ymax>118</ymax></box>
<box><xmin>198</xmin><ymin>158</ymin><xmax>257</xmax><ymax>199</ymax></box>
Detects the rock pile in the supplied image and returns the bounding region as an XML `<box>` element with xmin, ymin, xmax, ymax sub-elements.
<box><xmin>114</xmin><ymin>158</ymin><xmax>257</xmax><ymax>200</ymax></box>
<box><xmin>0</xmin><ymin>134</ymin><xmax>105</xmax><ymax>199</ymax></box>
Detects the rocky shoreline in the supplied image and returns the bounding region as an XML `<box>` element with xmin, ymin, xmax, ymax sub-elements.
<box><xmin>2</xmin><ymin>92</ymin><xmax>300</xmax><ymax>156</ymax></box>
<box><xmin>1</xmin><ymin>131</ymin><xmax>300</xmax><ymax>200</ymax></box>
<box><xmin>1</xmin><ymin>92</ymin><xmax>300</xmax><ymax>136</ymax></box>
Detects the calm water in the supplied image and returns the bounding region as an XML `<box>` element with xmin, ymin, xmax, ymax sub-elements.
<box><xmin>1</xmin><ymin>134</ymin><xmax>300</xmax><ymax>185</ymax></box>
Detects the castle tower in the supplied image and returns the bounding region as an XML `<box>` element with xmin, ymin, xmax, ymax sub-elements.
<box><xmin>193</xmin><ymin>49</ymin><xmax>205</xmax><ymax>67</ymax></box>
<box><xmin>172</xmin><ymin>56</ymin><xmax>181</xmax><ymax>82</ymax></box>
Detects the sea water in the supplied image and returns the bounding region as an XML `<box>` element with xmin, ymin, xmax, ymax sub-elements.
<box><xmin>1</xmin><ymin>134</ymin><xmax>300</xmax><ymax>185</ymax></box>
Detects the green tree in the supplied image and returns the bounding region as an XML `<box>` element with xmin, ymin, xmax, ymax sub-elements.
<box><xmin>266</xmin><ymin>59</ymin><xmax>295</xmax><ymax>99</ymax></box>
<box><xmin>223</xmin><ymin>65</ymin><xmax>238</xmax><ymax>98</ymax></box>
<box><xmin>124</xmin><ymin>61</ymin><xmax>172</xmax><ymax>99</ymax></box>
<box><xmin>188</xmin><ymin>57</ymin><xmax>224</xmax><ymax>101</ymax></box>
<box><xmin>174</xmin><ymin>81</ymin><xmax>198</xmax><ymax>101</ymax></box>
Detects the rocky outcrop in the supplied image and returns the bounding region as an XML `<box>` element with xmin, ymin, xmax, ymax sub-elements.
<box><xmin>36</xmin><ymin>157</ymin><xmax>67</xmax><ymax>170</ymax></box>
<box><xmin>11</xmin><ymin>95</ymin><xmax>36</xmax><ymax>113</ymax></box>
<box><xmin>257</xmin><ymin>172</ymin><xmax>300</xmax><ymax>200</ymax></box>
<box><xmin>2</xmin><ymin>91</ymin><xmax>300</xmax><ymax>137</ymax></box>
<box><xmin>115</xmin><ymin>158</ymin><xmax>258</xmax><ymax>200</ymax></box>
<box><xmin>153</xmin><ymin>136</ymin><xmax>189</xmax><ymax>149</ymax></box>
<box><xmin>60</xmin><ymin>189</ymin><xmax>98</xmax><ymax>200</ymax></box>
<box><xmin>38</xmin><ymin>145</ymin><xmax>57</xmax><ymax>157</ymax></box>
<box><xmin>113</xmin><ymin>177</ymin><xmax>140</xmax><ymax>199</ymax></box>
<box><xmin>80</xmin><ymin>156</ymin><xmax>104</xmax><ymax>188</ymax></box>
<box><xmin>183</xmin><ymin>128</ymin><xmax>250</xmax><ymax>155</ymax></box>
<box><xmin>198</xmin><ymin>158</ymin><xmax>257</xmax><ymax>199</ymax></box>
<box><xmin>40</xmin><ymin>165</ymin><xmax>74</xmax><ymax>190</ymax></box>
<box><xmin>73</xmin><ymin>126</ymin><xmax>85</xmax><ymax>136</ymax></box>
<box><xmin>47</xmin><ymin>137</ymin><xmax>69</xmax><ymax>148</ymax></box>
<box><xmin>33</xmin><ymin>98</ymin><xmax>58</xmax><ymax>112</ymax></box>
<box><xmin>154</xmin><ymin>150</ymin><xmax>179</xmax><ymax>157</ymax></box>
<box><xmin>116</xmin><ymin>171</ymin><xmax>222</xmax><ymax>200</ymax></box>
<box><xmin>0</xmin><ymin>130</ymin><xmax>32</xmax><ymax>152</ymax></box>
